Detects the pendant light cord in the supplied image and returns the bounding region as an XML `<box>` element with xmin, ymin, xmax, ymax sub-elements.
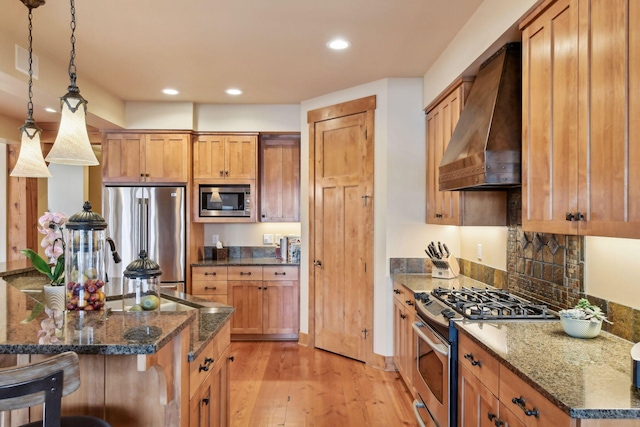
<box><xmin>68</xmin><ymin>0</ymin><xmax>77</xmax><ymax>86</ymax></box>
<box><xmin>26</xmin><ymin>7</ymin><xmax>34</xmax><ymax>121</ymax></box>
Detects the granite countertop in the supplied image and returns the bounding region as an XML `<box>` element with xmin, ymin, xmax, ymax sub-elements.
<box><xmin>192</xmin><ymin>257</ymin><xmax>300</xmax><ymax>267</ymax></box>
<box><xmin>391</xmin><ymin>273</ymin><xmax>640</xmax><ymax>419</ymax></box>
<box><xmin>456</xmin><ymin>321</ymin><xmax>640</xmax><ymax>419</ymax></box>
<box><xmin>0</xmin><ymin>274</ymin><xmax>233</xmax><ymax>361</ymax></box>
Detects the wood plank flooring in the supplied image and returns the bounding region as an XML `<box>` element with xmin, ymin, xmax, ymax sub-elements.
<box><xmin>229</xmin><ymin>341</ymin><xmax>416</xmax><ymax>427</ymax></box>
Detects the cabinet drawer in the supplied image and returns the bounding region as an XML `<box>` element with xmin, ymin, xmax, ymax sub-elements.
<box><xmin>193</xmin><ymin>294</ymin><xmax>227</xmax><ymax>305</ymax></box>
<box><xmin>228</xmin><ymin>266</ymin><xmax>263</xmax><ymax>281</ymax></box>
<box><xmin>263</xmin><ymin>266</ymin><xmax>298</xmax><ymax>281</ymax></box>
<box><xmin>189</xmin><ymin>322</ymin><xmax>230</xmax><ymax>399</ymax></box>
<box><xmin>192</xmin><ymin>266</ymin><xmax>228</xmax><ymax>281</ymax></box>
<box><xmin>458</xmin><ymin>333</ymin><xmax>499</xmax><ymax>396</ymax></box>
<box><xmin>499</xmin><ymin>366</ymin><xmax>571</xmax><ymax>427</ymax></box>
<box><xmin>392</xmin><ymin>283</ymin><xmax>415</xmax><ymax>312</ymax></box>
<box><xmin>192</xmin><ymin>280</ymin><xmax>228</xmax><ymax>295</ymax></box>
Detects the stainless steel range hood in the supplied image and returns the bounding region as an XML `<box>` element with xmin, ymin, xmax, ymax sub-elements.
<box><xmin>439</xmin><ymin>43</ymin><xmax>521</xmax><ymax>191</ymax></box>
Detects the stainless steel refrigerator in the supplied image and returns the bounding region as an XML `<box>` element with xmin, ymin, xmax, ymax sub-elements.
<box><xmin>103</xmin><ymin>186</ymin><xmax>186</xmax><ymax>296</ymax></box>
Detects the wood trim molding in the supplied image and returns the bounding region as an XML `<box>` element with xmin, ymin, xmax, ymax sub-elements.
<box><xmin>297</xmin><ymin>332</ymin><xmax>309</xmax><ymax>348</ymax></box>
<box><xmin>518</xmin><ymin>0</ymin><xmax>556</xmax><ymax>30</ymax></box>
<box><xmin>307</xmin><ymin>95</ymin><xmax>376</xmax><ymax>124</ymax></box>
<box><xmin>370</xmin><ymin>353</ymin><xmax>396</xmax><ymax>372</ymax></box>
<box><xmin>425</xmin><ymin>76</ymin><xmax>475</xmax><ymax>113</ymax></box>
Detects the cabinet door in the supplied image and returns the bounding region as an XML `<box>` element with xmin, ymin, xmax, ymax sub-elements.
<box><xmin>228</xmin><ymin>281</ymin><xmax>263</xmax><ymax>334</ymax></box>
<box><xmin>144</xmin><ymin>133</ymin><xmax>189</xmax><ymax>183</ymax></box>
<box><xmin>209</xmin><ymin>346</ymin><xmax>230</xmax><ymax>427</ymax></box>
<box><xmin>263</xmin><ymin>280</ymin><xmax>299</xmax><ymax>335</ymax></box>
<box><xmin>259</xmin><ymin>136</ymin><xmax>301</xmax><ymax>222</ymax></box>
<box><xmin>458</xmin><ymin>364</ymin><xmax>499</xmax><ymax>427</ymax></box>
<box><xmin>426</xmin><ymin>88</ymin><xmax>460</xmax><ymax>225</ymax></box>
<box><xmin>521</xmin><ymin>0</ymin><xmax>580</xmax><ymax>234</ymax></box>
<box><xmin>102</xmin><ymin>133</ymin><xmax>144</xmax><ymax>183</ymax></box>
<box><xmin>578</xmin><ymin>0</ymin><xmax>640</xmax><ymax>238</ymax></box>
<box><xmin>189</xmin><ymin>372</ymin><xmax>213</xmax><ymax>427</ymax></box>
<box><xmin>225</xmin><ymin>135</ymin><xmax>257</xmax><ymax>180</ymax></box>
<box><xmin>193</xmin><ymin>134</ymin><xmax>226</xmax><ymax>179</ymax></box>
<box><xmin>393</xmin><ymin>297</ymin><xmax>408</xmax><ymax>380</ymax></box>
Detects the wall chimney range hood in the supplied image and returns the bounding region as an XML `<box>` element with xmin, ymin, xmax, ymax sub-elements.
<box><xmin>438</xmin><ymin>43</ymin><xmax>522</xmax><ymax>191</ymax></box>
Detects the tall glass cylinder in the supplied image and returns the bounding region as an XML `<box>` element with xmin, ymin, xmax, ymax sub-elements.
<box><xmin>64</xmin><ymin>201</ymin><xmax>107</xmax><ymax>311</ymax></box>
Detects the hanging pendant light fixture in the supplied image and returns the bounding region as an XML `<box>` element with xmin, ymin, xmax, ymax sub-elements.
<box><xmin>46</xmin><ymin>0</ymin><xmax>98</xmax><ymax>166</ymax></box>
<box><xmin>11</xmin><ymin>0</ymin><xmax>51</xmax><ymax>178</ymax></box>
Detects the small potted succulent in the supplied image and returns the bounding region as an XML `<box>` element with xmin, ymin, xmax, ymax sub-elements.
<box><xmin>559</xmin><ymin>298</ymin><xmax>612</xmax><ymax>339</ymax></box>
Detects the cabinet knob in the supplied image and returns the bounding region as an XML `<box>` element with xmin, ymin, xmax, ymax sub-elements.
<box><xmin>220</xmin><ymin>170</ymin><xmax>224</xmax><ymax>176</ymax></box>
<box><xmin>225</xmin><ymin>171</ymin><xmax>229</xmax><ymax>176</ymax></box>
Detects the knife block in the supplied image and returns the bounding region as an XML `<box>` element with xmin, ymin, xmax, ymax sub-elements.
<box><xmin>431</xmin><ymin>255</ymin><xmax>460</xmax><ymax>279</ymax></box>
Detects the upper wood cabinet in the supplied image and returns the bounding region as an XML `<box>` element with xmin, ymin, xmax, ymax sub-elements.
<box><xmin>259</xmin><ymin>134</ymin><xmax>300</xmax><ymax>222</ymax></box>
<box><xmin>425</xmin><ymin>79</ymin><xmax>507</xmax><ymax>226</ymax></box>
<box><xmin>522</xmin><ymin>0</ymin><xmax>640</xmax><ymax>238</ymax></box>
<box><xmin>193</xmin><ymin>134</ymin><xmax>257</xmax><ymax>181</ymax></box>
<box><xmin>102</xmin><ymin>132</ymin><xmax>190</xmax><ymax>183</ymax></box>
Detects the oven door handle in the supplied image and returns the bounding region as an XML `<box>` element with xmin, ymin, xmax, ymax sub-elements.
<box><xmin>412</xmin><ymin>322</ymin><xmax>449</xmax><ymax>357</ymax></box>
<box><xmin>412</xmin><ymin>400</ymin><xmax>427</xmax><ymax>427</ymax></box>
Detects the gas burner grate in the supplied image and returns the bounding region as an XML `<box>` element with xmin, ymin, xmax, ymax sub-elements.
<box><xmin>431</xmin><ymin>286</ymin><xmax>557</xmax><ymax>320</ymax></box>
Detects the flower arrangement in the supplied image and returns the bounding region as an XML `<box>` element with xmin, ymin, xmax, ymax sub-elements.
<box><xmin>37</xmin><ymin>307</ymin><xmax>64</xmax><ymax>344</ymax></box>
<box><xmin>21</xmin><ymin>211</ymin><xmax>68</xmax><ymax>286</ymax></box>
<box><xmin>559</xmin><ymin>298</ymin><xmax>612</xmax><ymax>324</ymax></box>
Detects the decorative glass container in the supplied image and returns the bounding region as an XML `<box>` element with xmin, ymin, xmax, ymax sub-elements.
<box><xmin>64</xmin><ymin>201</ymin><xmax>120</xmax><ymax>311</ymax></box>
<box><xmin>122</xmin><ymin>250</ymin><xmax>162</xmax><ymax>312</ymax></box>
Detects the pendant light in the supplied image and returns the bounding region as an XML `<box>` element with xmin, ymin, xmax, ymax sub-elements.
<box><xmin>45</xmin><ymin>0</ymin><xmax>98</xmax><ymax>166</ymax></box>
<box><xmin>11</xmin><ymin>0</ymin><xmax>51</xmax><ymax>178</ymax></box>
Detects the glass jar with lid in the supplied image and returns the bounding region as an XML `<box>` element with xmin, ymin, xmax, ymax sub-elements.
<box><xmin>64</xmin><ymin>201</ymin><xmax>121</xmax><ymax>311</ymax></box>
<box><xmin>122</xmin><ymin>250</ymin><xmax>162</xmax><ymax>312</ymax></box>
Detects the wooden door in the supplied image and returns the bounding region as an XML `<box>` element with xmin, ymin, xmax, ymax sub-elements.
<box><xmin>458</xmin><ymin>364</ymin><xmax>499</xmax><ymax>427</ymax></box>
<box><xmin>193</xmin><ymin>134</ymin><xmax>226</xmax><ymax>179</ymax></box>
<box><xmin>225</xmin><ymin>135</ymin><xmax>257</xmax><ymax>180</ymax></box>
<box><xmin>144</xmin><ymin>133</ymin><xmax>189</xmax><ymax>183</ymax></box>
<box><xmin>521</xmin><ymin>0</ymin><xmax>579</xmax><ymax>234</ymax></box>
<box><xmin>426</xmin><ymin>85</ymin><xmax>464</xmax><ymax>225</ymax></box>
<box><xmin>189</xmin><ymin>375</ymin><xmax>213</xmax><ymax>427</ymax></box>
<box><xmin>310</xmin><ymin>96</ymin><xmax>374</xmax><ymax>363</ymax></box>
<box><xmin>228</xmin><ymin>281</ymin><xmax>263</xmax><ymax>334</ymax></box>
<box><xmin>259</xmin><ymin>136</ymin><xmax>301</xmax><ymax>222</ymax></box>
<box><xmin>578</xmin><ymin>0</ymin><xmax>640</xmax><ymax>238</ymax></box>
<box><xmin>209</xmin><ymin>346</ymin><xmax>230</xmax><ymax>427</ymax></box>
<box><xmin>102</xmin><ymin>133</ymin><xmax>144</xmax><ymax>183</ymax></box>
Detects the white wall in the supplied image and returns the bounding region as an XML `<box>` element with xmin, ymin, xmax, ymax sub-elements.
<box><xmin>126</xmin><ymin>102</ymin><xmax>195</xmax><ymax>130</ymax></box>
<box><xmin>47</xmin><ymin>164</ymin><xmax>85</xmax><ymax>215</ymax></box>
<box><xmin>203</xmin><ymin>223</ymin><xmax>301</xmax><ymax>247</ymax></box>
<box><xmin>195</xmin><ymin>104</ymin><xmax>301</xmax><ymax>132</ymax></box>
<box><xmin>459</xmin><ymin>227</ymin><xmax>508</xmax><ymax>271</ymax></box>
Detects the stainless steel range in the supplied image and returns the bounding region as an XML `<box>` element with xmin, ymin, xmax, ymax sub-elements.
<box><xmin>411</xmin><ymin>286</ymin><xmax>556</xmax><ymax>427</ymax></box>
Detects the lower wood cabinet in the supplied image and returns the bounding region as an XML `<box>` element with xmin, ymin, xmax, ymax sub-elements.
<box><xmin>392</xmin><ymin>282</ymin><xmax>416</xmax><ymax>393</ymax></box>
<box><xmin>191</xmin><ymin>266</ymin><xmax>228</xmax><ymax>304</ymax></box>
<box><xmin>189</xmin><ymin>322</ymin><xmax>231</xmax><ymax>427</ymax></box>
<box><xmin>228</xmin><ymin>265</ymin><xmax>299</xmax><ymax>339</ymax></box>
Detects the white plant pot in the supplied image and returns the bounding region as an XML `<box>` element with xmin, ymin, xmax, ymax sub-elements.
<box><xmin>43</xmin><ymin>284</ymin><xmax>66</xmax><ymax>313</ymax></box>
<box><xmin>560</xmin><ymin>316</ymin><xmax>603</xmax><ymax>339</ymax></box>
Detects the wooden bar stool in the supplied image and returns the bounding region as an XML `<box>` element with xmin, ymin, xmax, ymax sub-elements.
<box><xmin>0</xmin><ymin>351</ymin><xmax>111</xmax><ymax>427</ymax></box>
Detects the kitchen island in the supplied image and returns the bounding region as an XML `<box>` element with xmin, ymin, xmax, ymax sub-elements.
<box><xmin>392</xmin><ymin>273</ymin><xmax>640</xmax><ymax>423</ymax></box>
<box><xmin>0</xmin><ymin>262</ymin><xmax>234</xmax><ymax>427</ymax></box>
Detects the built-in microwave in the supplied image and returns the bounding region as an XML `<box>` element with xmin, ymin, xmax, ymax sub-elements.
<box><xmin>199</xmin><ymin>184</ymin><xmax>251</xmax><ymax>217</ymax></box>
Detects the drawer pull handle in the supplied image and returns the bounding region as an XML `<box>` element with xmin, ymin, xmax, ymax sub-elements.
<box><xmin>512</xmin><ymin>396</ymin><xmax>539</xmax><ymax>417</ymax></box>
<box><xmin>464</xmin><ymin>353</ymin><xmax>482</xmax><ymax>367</ymax></box>
<box><xmin>240</xmin><ymin>272</ymin><xmax>252</xmax><ymax>276</ymax></box>
<box><xmin>204</xmin><ymin>286</ymin><xmax>217</xmax><ymax>290</ymax></box>
<box><xmin>400</xmin><ymin>313</ymin><xmax>407</xmax><ymax>320</ymax></box>
<box><xmin>199</xmin><ymin>357</ymin><xmax>214</xmax><ymax>372</ymax></box>
<box><xmin>274</xmin><ymin>272</ymin><xmax>286</xmax><ymax>276</ymax></box>
<box><xmin>393</xmin><ymin>289</ymin><xmax>401</xmax><ymax>294</ymax></box>
<box><xmin>405</xmin><ymin>300</ymin><xmax>414</xmax><ymax>306</ymax></box>
<box><xmin>202</xmin><ymin>398</ymin><xmax>210</xmax><ymax>406</ymax></box>
<box><xmin>488</xmin><ymin>413</ymin><xmax>504</xmax><ymax>426</ymax></box>
<box><xmin>229</xmin><ymin>356</ymin><xmax>235</xmax><ymax>362</ymax></box>
<box><xmin>204</xmin><ymin>272</ymin><xmax>217</xmax><ymax>276</ymax></box>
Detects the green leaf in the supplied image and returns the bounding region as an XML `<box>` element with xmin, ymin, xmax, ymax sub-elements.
<box><xmin>20</xmin><ymin>249</ymin><xmax>54</xmax><ymax>281</ymax></box>
<box><xmin>21</xmin><ymin>302</ymin><xmax>44</xmax><ymax>324</ymax></box>
<box><xmin>52</xmin><ymin>255</ymin><xmax>65</xmax><ymax>284</ymax></box>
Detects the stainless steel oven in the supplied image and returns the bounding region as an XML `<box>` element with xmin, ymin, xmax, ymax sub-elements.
<box><xmin>412</xmin><ymin>317</ymin><xmax>457</xmax><ymax>427</ymax></box>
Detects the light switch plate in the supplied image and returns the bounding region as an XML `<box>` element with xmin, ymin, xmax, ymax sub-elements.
<box><xmin>263</xmin><ymin>234</ymin><xmax>274</xmax><ymax>245</ymax></box>
<box><xmin>477</xmin><ymin>244</ymin><xmax>483</xmax><ymax>260</ymax></box>
<box><xmin>275</xmin><ymin>233</ymin><xmax>282</xmax><ymax>242</ymax></box>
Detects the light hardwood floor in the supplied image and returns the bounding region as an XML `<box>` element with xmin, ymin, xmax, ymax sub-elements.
<box><xmin>229</xmin><ymin>341</ymin><xmax>416</xmax><ymax>427</ymax></box>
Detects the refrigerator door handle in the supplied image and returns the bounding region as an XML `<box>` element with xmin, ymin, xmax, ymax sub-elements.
<box><xmin>137</xmin><ymin>197</ymin><xmax>149</xmax><ymax>255</ymax></box>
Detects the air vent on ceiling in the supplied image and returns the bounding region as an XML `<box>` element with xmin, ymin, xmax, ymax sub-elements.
<box><xmin>15</xmin><ymin>44</ymin><xmax>39</xmax><ymax>79</ymax></box>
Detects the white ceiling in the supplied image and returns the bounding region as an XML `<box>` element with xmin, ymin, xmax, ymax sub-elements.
<box><xmin>0</xmin><ymin>0</ymin><xmax>485</xmax><ymax>123</ymax></box>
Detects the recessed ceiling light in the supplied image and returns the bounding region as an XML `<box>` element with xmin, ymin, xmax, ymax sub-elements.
<box><xmin>162</xmin><ymin>88</ymin><xmax>179</xmax><ymax>95</ymax></box>
<box><xmin>226</xmin><ymin>88</ymin><xmax>242</xmax><ymax>95</ymax></box>
<box><xmin>327</xmin><ymin>39</ymin><xmax>350</xmax><ymax>50</ymax></box>
<box><xmin>44</xmin><ymin>107</ymin><xmax>57</xmax><ymax>113</ymax></box>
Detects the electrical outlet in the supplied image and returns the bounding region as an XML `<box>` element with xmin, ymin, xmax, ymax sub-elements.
<box><xmin>212</xmin><ymin>234</ymin><xmax>219</xmax><ymax>244</ymax></box>
<box><xmin>477</xmin><ymin>244</ymin><xmax>483</xmax><ymax>260</ymax></box>
<box><xmin>275</xmin><ymin>233</ymin><xmax>282</xmax><ymax>243</ymax></box>
<box><xmin>263</xmin><ymin>234</ymin><xmax>274</xmax><ymax>245</ymax></box>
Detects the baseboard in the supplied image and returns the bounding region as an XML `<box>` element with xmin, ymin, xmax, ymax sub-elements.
<box><xmin>297</xmin><ymin>332</ymin><xmax>309</xmax><ymax>347</ymax></box>
<box><xmin>371</xmin><ymin>353</ymin><xmax>396</xmax><ymax>371</ymax></box>
<box><xmin>231</xmin><ymin>334</ymin><xmax>298</xmax><ymax>342</ymax></box>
